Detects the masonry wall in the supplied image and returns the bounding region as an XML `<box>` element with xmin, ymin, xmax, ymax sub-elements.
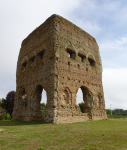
<box><xmin>13</xmin><ymin>14</ymin><xmax>107</xmax><ymax>123</ymax></box>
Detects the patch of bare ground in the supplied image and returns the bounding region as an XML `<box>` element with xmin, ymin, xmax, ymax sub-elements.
<box><xmin>0</xmin><ymin>128</ymin><xmax>4</xmax><ymax>131</ymax></box>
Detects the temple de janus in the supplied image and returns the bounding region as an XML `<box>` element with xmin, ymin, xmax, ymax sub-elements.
<box><xmin>13</xmin><ymin>14</ymin><xmax>107</xmax><ymax>123</ymax></box>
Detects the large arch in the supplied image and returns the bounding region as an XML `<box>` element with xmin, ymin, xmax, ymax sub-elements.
<box><xmin>76</xmin><ymin>86</ymin><xmax>93</xmax><ymax>115</ymax></box>
<box><xmin>30</xmin><ymin>84</ymin><xmax>47</xmax><ymax>115</ymax></box>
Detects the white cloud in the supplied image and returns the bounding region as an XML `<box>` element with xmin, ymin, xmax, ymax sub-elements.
<box><xmin>74</xmin><ymin>19</ymin><xmax>102</xmax><ymax>37</ymax></box>
<box><xmin>100</xmin><ymin>35</ymin><xmax>127</xmax><ymax>50</ymax></box>
<box><xmin>103</xmin><ymin>68</ymin><xmax>127</xmax><ymax>110</ymax></box>
<box><xmin>99</xmin><ymin>35</ymin><xmax>127</xmax><ymax>68</ymax></box>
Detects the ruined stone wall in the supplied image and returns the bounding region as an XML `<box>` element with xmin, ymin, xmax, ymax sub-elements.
<box><xmin>13</xmin><ymin>15</ymin><xmax>57</xmax><ymax>122</ymax></box>
<box><xmin>13</xmin><ymin>14</ymin><xmax>107</xmax><ymax>123</ymax></box>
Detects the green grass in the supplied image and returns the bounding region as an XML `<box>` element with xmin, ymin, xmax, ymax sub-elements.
<box><xmin>0</xmin><ymin>119</ymin><xmax>127</xmax><ymax>150</ymax></box>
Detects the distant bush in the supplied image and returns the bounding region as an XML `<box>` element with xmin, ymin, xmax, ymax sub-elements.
<box><xmin>5</xmin><ymin>113</ymin><xmax>12</xmax><ymax>120</ymax></box>
<box><xmin>107</xmin><ymin>114</ymin><xmax>127</xmax><ymax>119</ymax></box>
<box><xmin>0</xmin><ymin>113</ymin><xmax>12</xmax><ymax>120</ymax></box>
<box><xmin>78</xmin><ymin>102</ymin><xmax>85</xmax><ymax>113</ymax></box>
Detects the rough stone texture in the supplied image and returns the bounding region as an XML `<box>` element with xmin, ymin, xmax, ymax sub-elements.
<box><xmin>13</xmin><ymin>14</ymin><xmax>107</xmax><ymax>123</ymax></box>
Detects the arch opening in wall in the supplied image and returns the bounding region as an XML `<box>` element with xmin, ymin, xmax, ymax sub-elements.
<box><xmin>22</xmin><ymin>61</ymin><xmax>27</xmax><ymax>71</ymax></box>
<box><xmin>76</xmin><ymin>88</ymin><xmax>84</xmax><ymax>113</ymax></box>
<box><xmin>88</xmin><ymin>54</ymin><xmax>95</xmax><ymax>68</ymax></box>
<box><xmin>31</xmin><ymin>85</ymin><xmax>47</xmax><ymax>115</ymax></box>
<box><xmin>61</xmin><ymin>87</ymin><xmax>71</xmax><ymax>105</ymax></box>
<box><xmin>78</xmin><ymin>53</ymin><xmax>86</xmax><ymax>62</ymax></box>
<box><xmin>97</xmin><ymin>93</ymin><xmax>102</xmax><ymax>107</ymax></box>
<box><xmin>61</xmin><ymin>90</ymin><xmax>69</xmax><ymax>105</ymax></box>
<box><xmin>66</xmin><ymin>48</ymin><xmax>76</xmax><ymax>59</ymax></box>
<box><xmin>29</xmin><ymin>56</ymin><xmax>35</xmax><ymax>65</ymax></box>
<box><xmin>88</xmin><ymin>58</ymin><xmax>95</xmax><ymax>66</ymax></box>
<box><xmin>76</xmin><ymin>86</ymin><xmax>93</xmax><ymax>114</ymax></box>
<box><xmin>40</xmin><ymin>88</ymin><xmax>47</xmax><ymax>114</ymax></box>
<box><xmin>21</xmin><ymin>56</ymin><xmax>28</xmax><ymax>71</ymax></box>
<box><xmin>37</xmin><ymin>50</ymin><xmax>45</xmax><ymax>61</ymax></box>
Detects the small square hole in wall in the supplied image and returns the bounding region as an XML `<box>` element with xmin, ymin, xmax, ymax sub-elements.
<box><xmin>78</xmin><ymin>64</ymin><xmax>80</xmax><ymax>68</ymax></box>
<box><xmin>86</xmin><ymin>68</ymin><xmax>88</xmax><ymax>71</ymax></box>
<box><xmin>68</xmin><ymin>61</ymin><xmax>70</xmax><ymax>66</ymax></box>
<box><xmin>22</xmin><ymin>61</ymin><xmax>27</xmax><ymax>68</ymax></box>
<box><xmin>37</xmin><ymin>50</ymin><xmax>45</xmax><ymax>60</ymax></box>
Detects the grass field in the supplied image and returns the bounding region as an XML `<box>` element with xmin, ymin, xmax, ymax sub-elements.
<box><xmin>0</xmin><ymin>119</ymin><xmax>127</xmax><ymax>150</ymax></box>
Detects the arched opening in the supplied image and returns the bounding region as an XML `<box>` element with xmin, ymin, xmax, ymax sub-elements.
<box><xmin>76</xmin><ymin>86</ymin><xmax>93</xmax><ymax>114</ymax></box>
<box><xmin>29</xmin><ymin>56</ymin><xmax>35</xmax><ymax>65</ymax></box>
<box><xmin>88</xmin><ymin>54</ymin><xmax>95</xmax><ymax>69</ymax></box>
<box><xmin>97</xmin><ymin>94</ymin><xmax>101</xmax><ymax>107</ymax></box>
<box><xmin>31</xmin><ymin>85</ymin><xmax>47</xmax><ymax>115</ymax></box>
<box><xmin>22</xmin><ymin>61</ymin><xmax>27</xmax><ymax>71</ymax></box>
<box><xmin>88</xmin><ymin>58</ymin><xmax>95</xmax><ymax>66</ymax></box>
<box><xmin>78</xmin><ymin>53</ymin><xmax>86</xmax><ymax>62</ymax></box>
<box><xmin>37</xmin><ymin>50</ymin><xmax>45</xmax><ymax>61</ymax></box>
<box><xmin>76</xmin><ymin>88</ymin><xmax>84</xmax><ymax>113</ymax></box>
<box><xmin>40</xmin><ymin>88</ymin><xmax>47</xmax><ymax>114</ymax></box>
<box><xmin>66</xmin><ymin>48</ymin><xmax>76</xmax><ymax>59</ymax></box>
<box><xmin>21</xmin><ymin>56</ymin><xmax>28</xmax><ymax>71</ymax></box>
<box><xmin>61</xmin><ymin>89</ymin><xmax>69</xmax><ymax>105</ymax></box>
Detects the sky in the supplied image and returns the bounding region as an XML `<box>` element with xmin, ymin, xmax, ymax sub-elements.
<box><xmin>0</xmin><ymin>0</ymin><xmax>127</xmax><ymax>110</ymax></box>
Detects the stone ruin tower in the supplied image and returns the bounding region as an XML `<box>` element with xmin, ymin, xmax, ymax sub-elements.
<box><xmin>13</xmin><ymin>14</ymin><xmax>107</xmax><ymax>123</ymax></box>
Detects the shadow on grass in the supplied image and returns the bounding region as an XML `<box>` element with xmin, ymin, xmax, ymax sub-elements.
<box><xmin>0</xmin><ymin>120</ymin><xmax>51</xmax><ymax>126</ymax></box>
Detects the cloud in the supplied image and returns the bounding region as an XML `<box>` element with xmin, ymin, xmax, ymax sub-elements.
<box><xmin>99</xmin><ymin>35</ymin><xmax>127</xmax><ymax>68</ymax></box>
<box><xmin>103</xmin><ymin>67</ymin><xmax>127</xmax><ymax>110</ymax></box>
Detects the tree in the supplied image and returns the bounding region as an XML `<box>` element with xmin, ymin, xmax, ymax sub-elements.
<box><xmin>106</xmin><ymin>109</ymin><xmax>111</xmax><ymax>115</ymax></box>
<box><xmin>2</xmin><ymin>91</ymin><xmax>15</xmax><ymax>115</ymax></box>
<box><xmin>0</xmin><ymin>98</ymin><xmax>5</xmax><ymax>107</ymax></box>
<box><xmin>78</xmin><ymin>102</ymin><xmax>85</xmax><ymax>113</ymax></box>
